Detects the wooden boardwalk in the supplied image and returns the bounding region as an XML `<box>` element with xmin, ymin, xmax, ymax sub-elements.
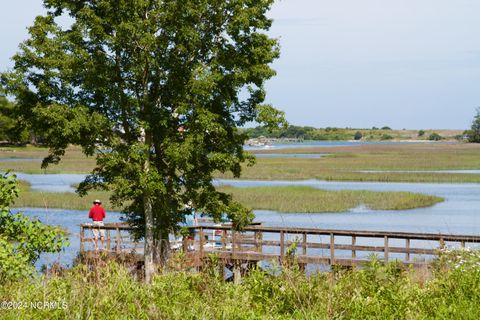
<box><xmin>80</xmin><ymin>223</ymin><xmax>480</xmax><ymax>269</ymax></box>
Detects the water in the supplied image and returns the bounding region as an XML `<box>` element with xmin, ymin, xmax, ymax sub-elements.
<box><xmin>356</xmin><ymin>170</ymin><xmax>480</xmax><ymax>174</ymax></box>
<box><xmin>0</xmin><ymin>158</ymin><xmax>42</xmax><ymax>162</ymax></box>
<box><xmin>216</xmin><ymin>179</ymin><xmax>480</xmax><ymax>235</ymax></box>
<box><xmin>15</xmin><ymin>172</ymin><xmax>87</xmax><ymax>192</ymax></box>
<box><xmin>15</xmin><ymin>208</ymin><xmax>123</xmax><ymax>269</ymax></box>
<box><xmin>10</xmin><ymin>174</ymin><xmax>480</xmax><ymax>268</ymax></box>
<box><xmin>244</xmin><ymin>140</ymin><xmax>443</xmax><ymax>151</ymax></box>
<box><xmin>253</xmin><ymin>153</ymin><xmax>328</xmax><ymax>159</ymax></box>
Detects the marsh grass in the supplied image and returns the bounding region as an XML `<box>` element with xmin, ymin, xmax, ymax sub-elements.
<box><xmin>0</xmin><ymin>252</ymin><xmax>479</xmax><ymax>319</ymax></box>
<box><xmin>14</xmin><ymin>181</ymin><xmax>116</xmax><ymax>211</ymax></box>
<box><xmin>2</xmin><ymin>144</ymin><xmax>480</xmax><ymax>183</ymax></box>
<box><xmin>219</xmin><ymin>186</ymin><xmax>443</xmax><ymax>213</ymax></box>
<box><xmin>12</xmin><ymin>183</ymin><xmax>441</xmax><ymax>213</ymax></box>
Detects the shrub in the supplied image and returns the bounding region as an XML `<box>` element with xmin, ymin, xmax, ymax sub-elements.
<box><xmin>0</xmin><ymin>173</ymin><xmax>68</xmax><ymax>283</ymax></box>
<box><xmin>354</xmin><ymin>131</ymin><xmax>363</xmax><ymax>140</ymax></box>
<box><xmin>428</xmin><ymin>133</ymin><xmax>442</xmax><ymax>141</ymax></box>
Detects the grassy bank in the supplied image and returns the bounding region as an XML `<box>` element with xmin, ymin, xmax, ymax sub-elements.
<box><xmin>15</xmin><ymin>181</ymin><xmax>117</xmax><ymax>211</ymax></box>
<box><xmin>1</xmin><ymin>250</ymin><xmax>479</xmax><ymax>319</ymax></box>
<box><xmin>14</xmin><ymin>182</ymin><xmax>442</xmax><ymax>213</ymax></box>
<box><xmin>220</xmin><ymin>186</ymin><xmax>443</xmax><ymax>212</ymax></box>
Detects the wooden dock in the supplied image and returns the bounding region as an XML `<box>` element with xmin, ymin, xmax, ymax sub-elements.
<box><xmin>80</xmin><ymin>223</ymin><xmax>480</xmax><ymax>271</ymax></box>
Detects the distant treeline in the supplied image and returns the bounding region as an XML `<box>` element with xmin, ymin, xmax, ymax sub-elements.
<box><xmin>242</xmin><ymin>125</ymin><xmax>466</xmax><ymax>141</ymax></box>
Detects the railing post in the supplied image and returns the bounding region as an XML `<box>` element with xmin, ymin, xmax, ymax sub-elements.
<box><xmin>461</xmin><ymin>241</ymin><xmax>465</xmax><ymax>248</ymax></box>
<box><xmin>303</xmin><ymin>233</ymin><xmax>307</xmax><ymax>256</ymax></box>
<box><xmin>439</xmin><ymin>237</ymin><xmax>445</xmax><ymax>250</ymax></box>
<box><xmin>222</xmin><ymin>230</ymin><xmax>227</xmax><ymax>250</ymax></box>
<box><xmin>352</xmin><ymin>235</ymin><xmax>356</xmax><ymax>259</ymax></box>
<box><xmin>384</xmin><ymin>236</ymin><xmax>389</xmax><ymax>263</ymax></box>
<box><xmin>255</xmin><ymin>230</ymin><xmax>262</xmax><ymax>252</ymax></box>
<box><xmin>80</xmin><ymin>225</ymin><xmax>85</xmax><ymax>253</ymax></box>
<box><xmin>330</xmin><ymin>233</ymin><xmax>335</xmax><ymax>265</ymax></box>
<box><xmin>199</xmin><ymin>227</ymin><xmax>204</xmax><ymax>258</ymax></box>
<box><xmin>116</xmin><ymin>227</ymin><xmax>121</xmax><ymax>253</ymax></box>
<box><xmin>280</xmin><ymin>231</ymin><xmax>285</xmax><ymax>263</ymax></box>
<box><xmin>106</xmin><ymin>229</ymin><xmax>111</xmax><ymax>252</ymax></box>
<box><xmin>406</xmin><ymin>238</ymin><xmax>410</xmax><ymax>261</ymax></box>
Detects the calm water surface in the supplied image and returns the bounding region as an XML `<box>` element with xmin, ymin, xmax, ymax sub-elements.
<box><xmin>10</xmin><ymin>174</ymin><xmax>480</xmax><ymax>267</ymax></box>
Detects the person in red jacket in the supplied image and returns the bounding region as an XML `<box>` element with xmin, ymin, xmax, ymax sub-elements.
<box><xmin>89</xmin><ymin>199</ymin><xmax>106</xmax><ymax>250</ymax></box>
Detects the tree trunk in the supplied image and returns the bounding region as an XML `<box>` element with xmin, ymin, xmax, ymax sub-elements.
<box><xmin>144</xmin><ymin>194</ymin><xmax>155</xmax><ymax>283</ymax></box>
<box><xmin>142</xmin><ymin>127</ymin><xmax>156</xmax><ymax>283</ymax></box>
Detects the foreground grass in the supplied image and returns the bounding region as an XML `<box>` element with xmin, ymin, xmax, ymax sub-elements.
<box><xmin>14</xmin><ymin>182</ymin><xmax>442</xmax><ymax>213</ymax></box>
<box><xmin>220</xmin><ymin>186</ymin><xmax>443</xmax><ymax>212</ymax></box>
<box><xmin>1</xmin><ymin>250</ymin><xmax>479</xmax><ymax>319</ymax></box>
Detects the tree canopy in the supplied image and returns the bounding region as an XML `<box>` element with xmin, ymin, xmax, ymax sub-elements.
<box><xmin>1</xmin><ymin>0</ymin><xmax>284</xmax><ymax>281</ymax></box>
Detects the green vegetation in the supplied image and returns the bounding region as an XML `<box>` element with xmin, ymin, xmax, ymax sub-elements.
<box><xmin>428</xmin><ymin>132</ymin><xmax>442</xmax><ymax>141</ymax></box>
<box><xmin>242</xmin><ymin>125</ymin><xmax>463</xmax><ymax>141</ymax></box>
<box><xmin>1</xmin><ymin>250</ymin><xmax>479</xmax><ymax>319</ymax></box>
<box><xmin>466</xmin><ymin>107</ymin><xmax>480</xmax><ymax>143</ymax></box>
<box><xmin>13</xmin><ymin>183</ymin><xmax>443</xmax><ymax>213</ymax></box>
<box><xmin>220</xmin><ymin>186</ymin><xmax>443</xmax><ymax>212</ymax></box>
<box><xmin>0</xmin><ymin>173</ymin><xmax>67</xmax><ymax>283</ymax></box>
<box><xmin>0</xmin><ymin>96</ymin><xmax>29</xmax><ymax>144</ymax></box>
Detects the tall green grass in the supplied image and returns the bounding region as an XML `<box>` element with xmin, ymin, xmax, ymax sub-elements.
<box><xmin>219</xmin><ymin>186</ymin><xmax>443</xmax><ymax>213</ymax></box>
<box><xmin>13</xmin><ymin>183</ymin><xmax>442</xmax><ymax>213</ymax></box>
<box><xmin>0</xmin><ymin>250</ymin><xmax>479</xmax><ymax>319</ymax></box>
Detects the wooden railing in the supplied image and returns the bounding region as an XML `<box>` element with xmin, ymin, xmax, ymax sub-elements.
<box><xmin>183</xmin><ymin>226</ymin><xmax>480</xmax><ymax>267</ymax></box>
<box><xmin>80</xmin><ymin>223</ymin><xmax>480</xmax><ymax>267</ymax></box>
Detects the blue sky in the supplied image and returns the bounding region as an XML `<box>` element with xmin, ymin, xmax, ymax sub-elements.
<box><xmin>1</xmin><ymin>0</ymin><xmax>479</xmax><ymax>129</ymax></box>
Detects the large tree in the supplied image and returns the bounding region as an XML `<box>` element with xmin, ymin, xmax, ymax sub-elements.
<box><xmin>1</xmin><ymin>0</ymin><xmax>284</xmax><ymax>281</ymax></box>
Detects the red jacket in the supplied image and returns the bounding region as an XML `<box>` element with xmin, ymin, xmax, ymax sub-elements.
<box><xmin>89</xmin><ymin>205</ymin><xmax>106</xmax><ymax>221</ymax></box>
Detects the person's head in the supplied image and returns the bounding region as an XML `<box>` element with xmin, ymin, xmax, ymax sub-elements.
<box><xmin>93</xmin><ymin>199</ymin><xmax>102</xmax><ymax>206</ymax></box>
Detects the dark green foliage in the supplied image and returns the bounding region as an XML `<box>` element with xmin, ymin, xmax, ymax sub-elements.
<box><xmin>428</xmin><ymin>132</ymin><xmax>442</xmax><ymax>141</ymax></box>
<box><xmin>381</xmin><ymin>126</ymin><xmax>391</xmax><ymax>130</ymax></box>
<box><xmin>466</xmin><ymin>107</ymin><xmax>480</xmax><ymax>143</ymax></box>
<box><xmin>0</xmin><ymin>96</ymin><xmax>29</xmax><ymax>143</ymax></box>
<box><xmin>0</xmin><ymin>173</ymin><xmax>68</xmax><ymax>283</ymax></box>
<box><xmin>354</xmin><ymin>131</ymin><xmax>363</xmax><ymax>140</ymax></box>
<box><xmin>418</xmin><ymin>129</ymin><xmax>425</xmax><ymax>137</ymax></box>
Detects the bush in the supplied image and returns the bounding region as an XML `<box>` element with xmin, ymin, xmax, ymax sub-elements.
<box><xmin>354</xmin><ymin>131</ymin><xmax>363</xmax><ymax>140</ymax></box>
<box><xmin>428</xmin><ymin>133</ymin><xmax>442</xmax><ymax>141</ymax></box>
<box><xmin>380</xmin><ymin>134</ymin><xmax>393</xmax><ymax>140</ymax></box>
<box><xmin>0</xmin><ymin>173</ymin><xmax>68</xmax><ymax>283</ymax></box>
<box><xmin>418</xmin><ymin>130</ymin><xmax>425</xmax><ymax>137</ymax></box>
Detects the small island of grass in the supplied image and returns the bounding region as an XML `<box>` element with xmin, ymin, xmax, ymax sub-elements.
<box><xmin>218</xmin><ymin>186</ymin><xmax>444</xmax><ymax>213</ymax></box>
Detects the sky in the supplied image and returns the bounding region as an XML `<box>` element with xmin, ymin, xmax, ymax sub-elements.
<box><xmin>1</xmin><ymin>0</ymin><xmax>479</xmax><ymax>129</ymax></box>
